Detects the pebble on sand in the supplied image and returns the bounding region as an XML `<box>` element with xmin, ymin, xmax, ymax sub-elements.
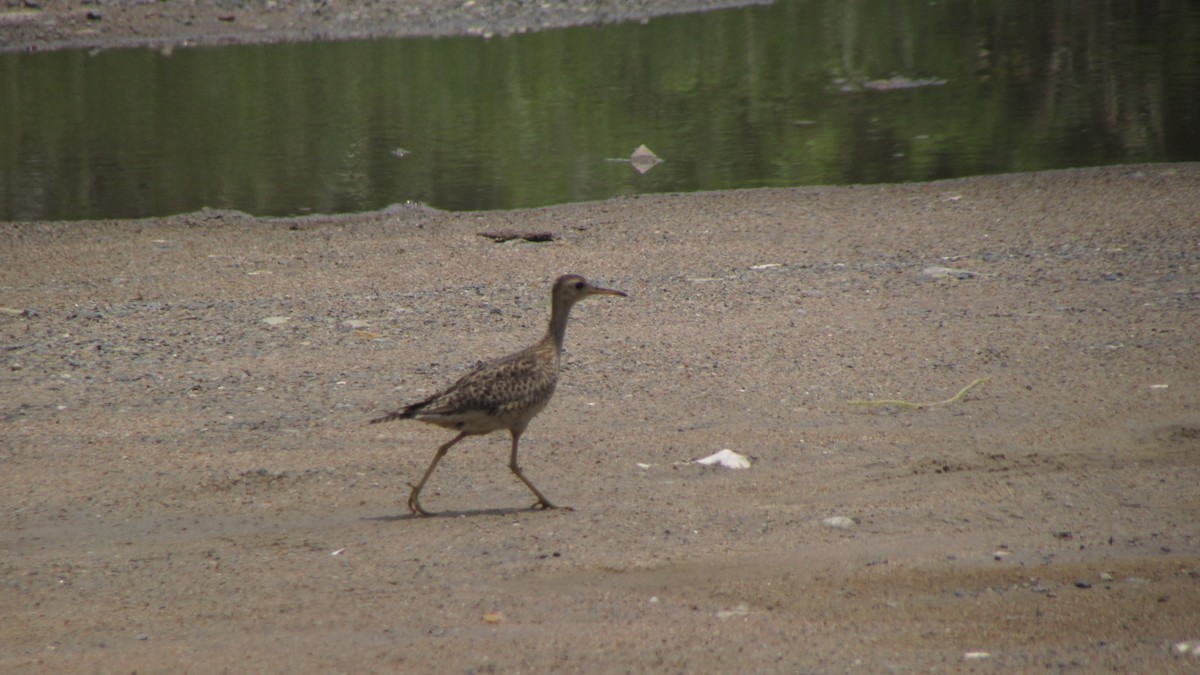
<box><xmin>694</xmin><ymin>449</ymin><xmax>751</xmax><ymax>469</ymax></box>
<box><xmin>822</xmin><ymin>516</ymin><xmax>856</xmax><ymax>529</ymax></box>
<box><xmin>715</xmin><ymin>604</ymin><xmax>750</xmax><ymax>620</ymax></box>
<box><xmin>1173</xmin><ymin>641</ymin><xmax>1200</xmax><ymax>657</ymax></box>
<box><xmin>921</xmin><ymin>265</ymin><xmax>977</xmax><ymax>280</ymax></box>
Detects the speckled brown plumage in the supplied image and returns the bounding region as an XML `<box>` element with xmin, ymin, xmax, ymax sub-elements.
<box><xmin>371</xmin><ymin>274</ymin><xmax>626</xmax><ymax>516</ymax></box>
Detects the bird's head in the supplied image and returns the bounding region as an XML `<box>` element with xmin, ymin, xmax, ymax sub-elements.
<box><xmin>553</xmin><ymin>274</ymin><xmax>627</xmax><ymax>305</ymax></box>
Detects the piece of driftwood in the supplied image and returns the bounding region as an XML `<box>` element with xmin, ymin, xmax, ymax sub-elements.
<box><xmin>477</xmin><ymin>230</ymin><xmax>557</xmax><ymax>243</ymax></box>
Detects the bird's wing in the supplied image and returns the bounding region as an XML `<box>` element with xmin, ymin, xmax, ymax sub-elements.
<box><xmin>371</xmin><ymin>342</ymin><xmax>558</xmax><ymax>426</ymax></box>
<box><xmin>420</xmin><ymin>346</ymin><xmax>553</xmax><ymax>416</ymax></box>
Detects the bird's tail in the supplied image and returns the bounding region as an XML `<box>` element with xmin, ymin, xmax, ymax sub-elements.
<box><xmin>368</xmin><ymin>410</ymin><xmax>410</xmax><ymax>424</ymax></box>
<box><xmin>369</xmin><ymin>395</ymin><xmax>435</xmax><ymax>425</ymax></box>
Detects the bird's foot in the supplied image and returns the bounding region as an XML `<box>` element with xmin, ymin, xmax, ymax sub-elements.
<box><xmin>407</xmin><ymin>484</ymin><xmax>433</xmax><ymax>517</ymax></box>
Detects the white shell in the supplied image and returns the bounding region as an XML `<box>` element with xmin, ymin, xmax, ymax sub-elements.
<box><xmin>694</xmin><ymin>449</ymin><xmax>751</xmax><ymax>469</ymax></box>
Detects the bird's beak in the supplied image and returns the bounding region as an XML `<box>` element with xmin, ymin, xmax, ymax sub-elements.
<box><xmin>589</xmin><ymin>286</ymin><xmax>627</xmax><ymax>298</ymax></box>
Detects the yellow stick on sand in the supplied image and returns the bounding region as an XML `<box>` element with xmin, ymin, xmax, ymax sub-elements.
<box><xmin>848</xmin><ymin>377</ymin><xmax>990</xmax><ymax>409</ymax></box>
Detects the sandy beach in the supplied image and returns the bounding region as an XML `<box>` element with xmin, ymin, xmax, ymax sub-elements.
<box><xmin>3</xmin><ymin>1</ymin><xmax>1200</xmax><ymax>671</ymax></box>
<box><xmin>0</xmin><ymin>0</ymin><xmax>769</xmax><ymax>53</ymax></box>
<box><xmin>3</xmin><ymin>164</ymin><xmax>1199</xmax><ymax>671</ymax></box>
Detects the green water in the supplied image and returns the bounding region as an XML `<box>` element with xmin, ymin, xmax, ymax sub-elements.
<box><xmin>2</xmin><ymin>0</ymin><xmax>1198</xmax><ymax>221</ymax></box>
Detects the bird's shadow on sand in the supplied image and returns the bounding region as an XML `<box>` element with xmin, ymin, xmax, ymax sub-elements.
<box><xmin>363</xmin><ymin>505</ymin><xmax>567</xmax><ymax>521</ymax></box>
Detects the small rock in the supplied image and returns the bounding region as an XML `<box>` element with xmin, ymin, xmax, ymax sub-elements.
<box><xmin>629</xmin><ymin>144</ymin><xmax>662</xmax><ymax>174</ymax></box>
<box><xmin>261</xmin><ymin>316</ymin><xmax>290</xmax><ymax>326</ymax></box>
<box><xmin>1173</xmin><ymin>640</ymin><xmax>1200</xmax><ymax>656</ymax></box>
<box><xmin>921</xmin><ymin>265</ymin><xmax>977</xmax><ymax>280</ymax></box>
<box><xmin>822</xmin><ymin>516</ymin><xmax>856</xmax><ymax>529</ymax></box>
<box><xmin>693</xmin><ymin>449</ymin><xmax>751</xmax><ymax>469</ymax></box>
<box><xmin>1074</xmin><ymin>580</ymin><xmax>1092</xmax><ymax>589</ymax></box>
<box><xmin>715</xmin><ymin>604</ymin><xmax>750</xmax><ymax>620</ymax></box>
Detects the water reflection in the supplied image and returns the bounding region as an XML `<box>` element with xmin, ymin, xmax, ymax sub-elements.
<box><xmin>1</xmin><ymin>0</ymin><xmax>1198</xmax><ymax>221</ymax></box>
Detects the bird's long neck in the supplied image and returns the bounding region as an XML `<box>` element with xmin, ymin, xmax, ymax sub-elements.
<box><xmin>545</xmin><ymin>298</ymin><xmax>575</xmax><ymax>353</ymax></box>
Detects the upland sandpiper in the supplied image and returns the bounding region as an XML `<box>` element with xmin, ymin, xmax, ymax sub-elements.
<box><xmin>370</xmin><ymin>274</ymin><xmax>626</xmax><ymax>515</ymax></box>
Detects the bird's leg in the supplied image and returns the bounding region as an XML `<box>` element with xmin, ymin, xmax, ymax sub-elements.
<box><xmin>408</xmin><ymin>431</ymin><xmax>468</xmax><ymax>516</ymax></box>
<box><xmin>508</xmin><ymin>430</ymin><xmax>558</xmax><ymax>510</ymax></box>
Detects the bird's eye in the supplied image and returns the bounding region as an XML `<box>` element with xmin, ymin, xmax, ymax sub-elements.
<box><xmin>574</xmin><ymin>281</ymin><xmax>586</xmax><ymax>290</ymax></box>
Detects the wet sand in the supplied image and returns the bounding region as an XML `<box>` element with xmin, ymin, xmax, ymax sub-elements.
<box><xmin>3</xmin><ymin>164</ymin><xmax>1199</xmax><ymax>671</ymax></box>
<box><xmin>3</xmin><ymin>1</ymin><xmax>1200</xmax><ymax>671</ymax></box>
